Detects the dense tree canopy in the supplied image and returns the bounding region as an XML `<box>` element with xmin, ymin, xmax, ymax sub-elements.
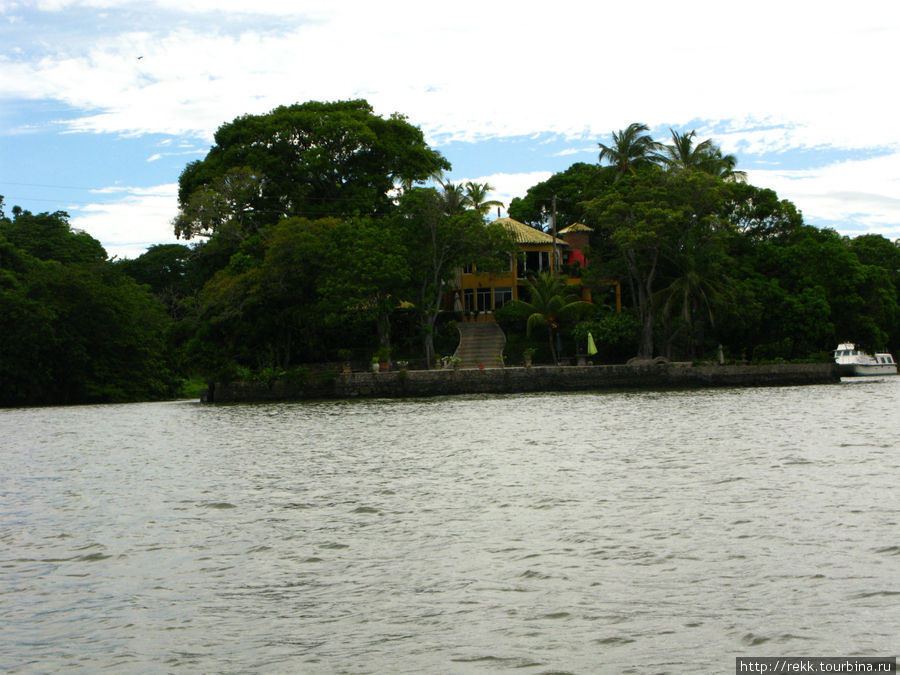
<box><xmin>174</xmin><ymin>100</ymin><xmax>449</xmax><ymax>239</ymax></box>
<box><xmin>3</xmin><ymin>108</ymin><xmax>898</xmax><ymax>404</ymax></box>
<box><xmin>0</xmin><ymin>206</ymin><xmax>180</xmax><ymax>405</ymax></box>
<box><xmin>508</xmin><ymin>163</ymin><xmax>606</xmax><ymax>230</ymax></box>
<box><xmin>569</xmin><ymin>124</ymin><xmax>900</xmax><ymax>362</ymax></box>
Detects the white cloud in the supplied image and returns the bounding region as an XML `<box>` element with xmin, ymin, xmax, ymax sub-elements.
<box><xmin>3</xmin><ymin>0</ymin><xmax>898</xmax><ymax>154</ymax></box>
<box><xmin>748</xmin><ymin>152</ymin><xmax>900</xmax><ymax>240</ymax></box>
<box><xmin>5</xmin><ymin>0</ymin><xmax>900</xmax><ymax>246</ymax></box>
<box><xmin>553</xmin><ymin>147</ymin><xmax>594</xmax><ymax>158</ymax></box>
<box><xmin>456</xmin><ymin>171</ymin><xmax>553</xmax><ymax>218</ymax></box>
<box><xmin>68</xmin><ymin>183</ymin><xmax>180</xmax><ymax>259</ymax></box>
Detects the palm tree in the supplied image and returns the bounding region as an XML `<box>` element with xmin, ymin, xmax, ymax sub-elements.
<box><xmin>507</xmin><ymin>273</ymin><xmax>593</xmax><ymax>364</ymax></box>
<box><xmin>657</xmin><ymin>229</ymin><xmax>732</xmax><ymax>359</ymax></box>
<box><xmin>707</xmin><ymin>150</ymin><xmax>747</xmax><ymax>183</ymax></box>
<box><xmin>463</xmin><ymin>181</ymin><xmax>504</xmax><ymax>218</ymax></box>
<box><xmin>437</xmin><ymin>179</ymin><xmax>467</xmax><ymax>215</ymax></box>
<box><xmin>657</xmin><ymin>129</ymin><xmax>747</xmax><ymax>182</ymax></box>
<box><xmin>598</xmin><ymin>122</ymin><xmax>661</xmax><ymax>181</ymax></box>
<box><xmin>656</xmin><ymin>129</ymin><xmax>717</xmax><ymax>172</ymax></box>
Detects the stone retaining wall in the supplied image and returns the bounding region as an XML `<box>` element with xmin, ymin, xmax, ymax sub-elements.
<box><xmin>206</xmin><ymin>363</ymin><xmax>840</xmax><ymax>403</ymax></box>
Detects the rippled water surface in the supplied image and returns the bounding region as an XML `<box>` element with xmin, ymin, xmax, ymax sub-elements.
<box><xmin>2</xmin><ymin>379</ymin><xmax>899</xmax><ymax>673</ymax></box>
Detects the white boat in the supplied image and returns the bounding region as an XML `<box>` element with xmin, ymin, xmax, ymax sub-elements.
<box><xmin>833</xmin><ymin>342</ymin><xmax>898</xmax><ymax>376</ymax></box>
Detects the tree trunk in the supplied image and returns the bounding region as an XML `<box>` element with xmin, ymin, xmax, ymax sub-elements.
<box><xmin>424</xmin><ymin>330</ymin><xmax>435</xmax><ymax>369</ymax></box>
<box><xmin>626</xmin><ymin>247</ymin><xmax>657</xmax><ymax>360</ymax></box>
<box><xmin>377</xmin><ymin>311</ymin><xmax>391</xmax><ymax>352</ymax></box>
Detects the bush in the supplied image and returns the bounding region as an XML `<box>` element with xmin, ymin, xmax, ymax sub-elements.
<box><xmin>573</xmin><ymin>313</ymin><xmax>640</xmax><ymax>363</ymax></box>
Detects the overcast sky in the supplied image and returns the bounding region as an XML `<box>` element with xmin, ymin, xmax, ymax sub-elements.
<box><xmin>3</xmin><ymin>0</ymin><xmax>900</xmax><ymax>259</ymax></box>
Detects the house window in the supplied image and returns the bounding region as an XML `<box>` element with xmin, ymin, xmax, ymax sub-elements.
<box><xmin>523</xmin><ymin>250</ymin><xmax>551</xmax><ymax>273</ymax></box>
<box><xmin>494</xmin><ymin>287</ymin><xmax>513</xmax><ymax>309</ymax></box>
<box><xmin>462</xmin><ymin>263</ymin><xmax>475</xmax><ymax>274</ymax></box>
<box><xmin>464</xmin><ymin>288</ymin><xmax>475</xmax><ymax>312</ymax></box>
<box><xmin>477</xmin><ymin>287</ymin><xmax>491</xmax><ymax>312</ymax></box>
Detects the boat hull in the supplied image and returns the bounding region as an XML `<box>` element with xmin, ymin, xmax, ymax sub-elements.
<box><xmin>838</xmin><ymin>363</ymin><xmax>898</xmax><ymax>377</ymax></box>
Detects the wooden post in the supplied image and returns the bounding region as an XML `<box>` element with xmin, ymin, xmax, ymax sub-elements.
<box><xmin>551</xmin><ymin>194</ymin><xmax>558</xmax><ymax>277</ymax></box>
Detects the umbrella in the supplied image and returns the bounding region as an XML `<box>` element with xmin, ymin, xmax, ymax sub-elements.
<box><xmin>587</xmin><ymin>331</ymin><xmax>598</xmax><ymax>356</ymax></box>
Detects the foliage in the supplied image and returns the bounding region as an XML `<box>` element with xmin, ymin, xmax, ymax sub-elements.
<box><xmin>116</xmin><ymin>243</ymin><xmax>203</xmax><ymax>320</ymax></box>
<box><xmin>584</xmin><ymin>167</ymin><xmax>731</xmax><ymax>358</ymax></box>
<box><xmin>318</xmin><ymin>216</ymin><xmax>411</xmax><ymax>350</ymax></box>
<box><xmin>597</xmin><ymin>122</ymin><xmax>661</xmax><ymax>182</ymax></box>
<box><xmin>173</xmin><ymin>167</ymin><xmax>266</xmax><ymax>240</ymax></box>
<box><xmin>5</xmin><ymin>107</ymin><xmax>898</xmax><ymax>402</ymax></box>
<box><xmin>396</xmin><ymin>187</ymin><xmax>517</xmax><ymax>367</ymax></box>
<box><xmin>508</xmin><ymin>163</ymin><xmax>606</xmax><ymax>230</ymax></box>
<box><xmin>723</xmin><ymin>182</ymin><xmax>803</xmax><ymax>241</ymax></box>
<box><xmin>1</xmin><ymin>209</ymin><xmax>107</xmax><ymax>264</ymax></box>
<box><xmin>503</xmin><ymin>273</ymin><xmax>594</xmax><ymax>364</ymax></box>
<box><xmin>572</xmin><ymin>312</ymin><xmax>640</xmax><ymax>362</ymax></box>
<box><xmin>175</xmin><ymin>99</ymin><xmax>449</xmax><ymax>240</ymax></box>
<box><xmin>654</xmin><ymin>128</ymin><xmax>746</xmax><ymax>182</ymax></box>
<box><xmin>0</xmin><ymin>214</ymin><xmax>179</xmax><ymax>405</ymax></box>
<box><xmin>463</xmin><ymin>181</ymin><xmax>504</xmax><ymax>218</ymax></box>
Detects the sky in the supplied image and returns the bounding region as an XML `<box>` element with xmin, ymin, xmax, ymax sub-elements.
<box><xmin>2</xmin><ymin>0</ymin><xmax>900</xmax><ymax>259</ymax></box>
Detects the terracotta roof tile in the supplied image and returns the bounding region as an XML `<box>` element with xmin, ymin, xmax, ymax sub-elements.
<box><xmin>493</xmin><ymin>217</ymin><xmax>568</xmax><ymax>246</ymax></box>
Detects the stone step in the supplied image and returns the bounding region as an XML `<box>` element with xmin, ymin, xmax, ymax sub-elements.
<box><xmin>453</xmin><ymin>322</ymin><xmax>506</xmax><ymax>369</ymax></box>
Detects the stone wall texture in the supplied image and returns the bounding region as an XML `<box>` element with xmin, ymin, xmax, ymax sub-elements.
<box><xmin>207</xmin><ymin>363</ymin><xmax>840</xmax><ymax>403</ymax></box>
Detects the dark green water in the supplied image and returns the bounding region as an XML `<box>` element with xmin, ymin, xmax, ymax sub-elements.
<box><xmin>3</xmin><ymin>380</ymin><xmax>898</xmax><ymax>673</ymax></box>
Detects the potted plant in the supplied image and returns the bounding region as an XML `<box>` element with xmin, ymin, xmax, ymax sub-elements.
<box><xmin>375</xmin><ymin>346</ymin><xmax>391</xmax><ymax>372</ymax></box>
<box><xmin>523</xmin><ymin>346</ymin><xmax>537</xmax><ymax>367</ymax></box>
<box><xmin>371</xmin><ymin>355</ymin><xmax>380</xmax><ymax>372</ymax></box>
<box><xmin>449</xmin><ymin>355</ymin><xmax>462</xmax><ymax>370</ymax></box>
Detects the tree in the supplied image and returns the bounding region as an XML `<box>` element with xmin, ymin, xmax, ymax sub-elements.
<box><xmin>505</xmin><ymin>273</ymin><xmax>593</xmax><ymax>364</ymax></box>
<box><xmin>318</xmin><ymin>217</ymin><xmax>411</xmax><ymax>352</ymax></box>
<box><xmin>597</xmin><ymin>122</ymin><xmax>661</xmax><ymax>182</ymax></box>
<box><xmin>117</xmin><ymin>243</ymin><xmax>203</xmax><ymax>319</ymax></box>
<box><xmin>847</xmin><ymin>233</ymin><xmax>900</xmax><ymax>286</ymax></box>
<box><xmin>463</xmin><ymin>181</ymin><xmax>504</xmax><ymax>218</ymax></box>
<box><xmin>173</xmin><ymin>167</ymin><xmax>266</xmax><ymax>240</ymax></box>
<box><xmin>657</xmin><ymin>223</ymin><xmax>733</xmax><ymax>359</ymax></box>
<box><xmin>584</xmin><ymin>168</ymin><xmax>731</xmax><ymax>360</ymax></box>
<box><xmin>656</xmin><ymin>129</ymin><xmax>747</xmax><ymax>183</ymax></box>
<box><xmin>175</xmin><ymin>100</ymin><xmax>449</xmax><ymax>241</ymax></box>
<box><xmin>0</xmin><ymin>249</ymin><xmax>178</xmax><ymax>405</ymax></box>
<box><xmin>435</xmin><ymin>179</ymin><xmax>467</xmax><ymax>215</ymax></box>
<box><xmin>508</xmin><ymin>162</ymin><xmax>606</xmax><ymax>230</ymax></box>
<box><xmin>725</xmin><ymin>182</ymin><xmax>803</xmax><ymax>241</ymax></box>
<box><xmin>707</xmin><ymin>149</ymin><xmax>747</xmax><ymax>183</ymax></box>
<box><xmin>1</xmin><ymin>209</ymin><xmax>107</xmax><ymax>264</ymax></box>
<box><xmin>397</xmin><ymin>188</ymin><xmax>516</xmax><ymax>367</ymax></box>
<box><xmin>656</xmin><ymin>129</ymin><xmax>717</xmax><ymax>172</ymax></box>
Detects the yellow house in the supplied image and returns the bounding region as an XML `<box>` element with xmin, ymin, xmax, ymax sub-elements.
<box><xmin>447</xmin><ymin>217</ymin><xmax>592</xmax><ymax>321</ymax></box>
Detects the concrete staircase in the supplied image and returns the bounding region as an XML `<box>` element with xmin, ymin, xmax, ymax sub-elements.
<box><xmin>453</xmin><ymin>321</ymin><xmax>506</xmax><ymax>369</ymax></box>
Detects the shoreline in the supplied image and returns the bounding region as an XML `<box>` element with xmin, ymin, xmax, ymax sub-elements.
<box><xmin>205</xmin><ymin>362</ymin><xmax>841</xmax><ymax>403</ymax></box>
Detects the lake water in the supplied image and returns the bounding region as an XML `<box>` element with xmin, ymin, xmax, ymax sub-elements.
<box><xmin>2</xmin><ymin>379</ymin><xmax>898</xmax><ymax>673</ymax></box>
